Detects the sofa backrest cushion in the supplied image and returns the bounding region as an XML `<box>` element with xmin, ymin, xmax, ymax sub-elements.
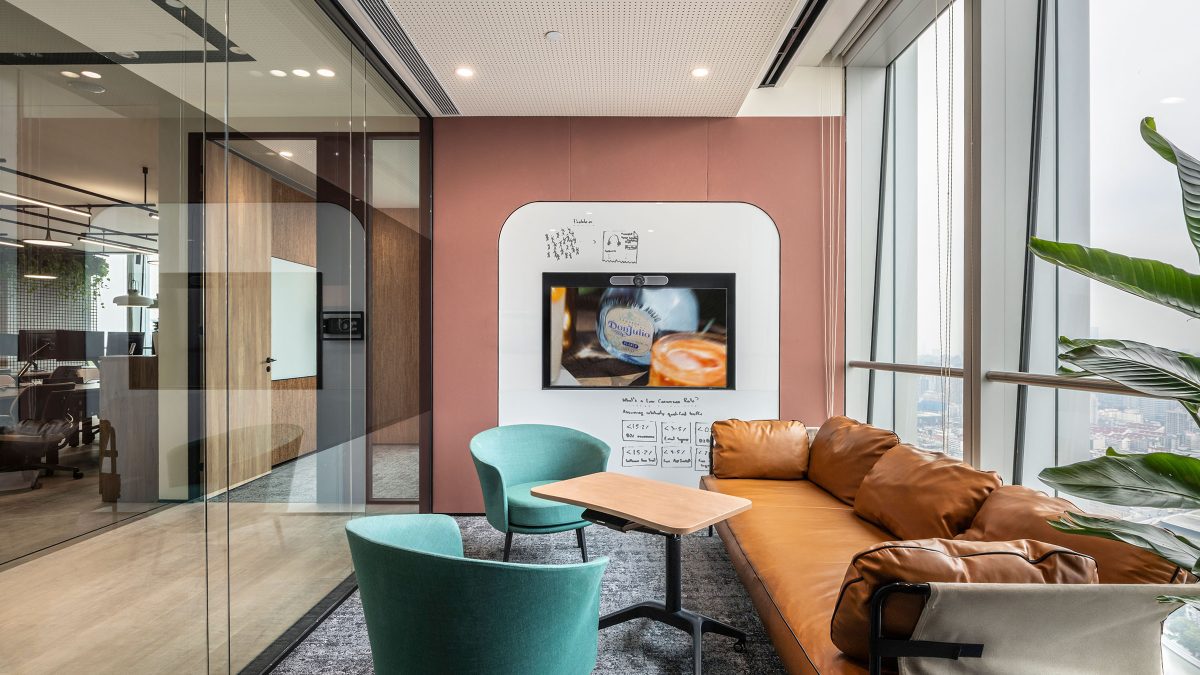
<box><xmin>854</xmin><ymin>444</ymin><xmax>1002</xmax><ymax>540</ymax></box>
<box><xmin>710</xmin><ymin>419</ymin><xmax>810</xmax><ymax>479</ymax></box>
<box><xmin>807</xmin><ymin>416</ymin><xmax>900</xmax><ymax>505</ymax></box>
<box><xmin>956</xmin><ymin>484</ymin><xmax>1186</xmax><ymax>584</ymax></box>
<box><xmin>830</xmin><ymin>538</ymin><xmax>1099</xmax><ymax>663</ymax></box>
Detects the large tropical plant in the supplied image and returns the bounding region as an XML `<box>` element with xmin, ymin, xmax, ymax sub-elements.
<box><xmin>1033</xmin><ymin>117</ymin><xmax>1200</xmax><ymax>573</ymax></box>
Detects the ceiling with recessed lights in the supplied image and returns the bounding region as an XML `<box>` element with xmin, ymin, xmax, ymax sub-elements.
<box><xmin>348</xmin><ymin>0</ymin><xmax>810</xmax><ymax>116</ymax></box>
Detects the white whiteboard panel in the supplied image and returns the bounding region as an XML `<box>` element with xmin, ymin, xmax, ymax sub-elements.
<box><xmin>271</xmin><ymin>257</ymin><xmax>318</xmax><ymax>380</ymax></box>
<box><xmin>498</xmin><ymin>202</ymin><xmax>780</xmax><ymax>487</ymax></box>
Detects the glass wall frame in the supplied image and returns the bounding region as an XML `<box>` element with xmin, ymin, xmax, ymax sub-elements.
<box><xmin>0</xmin><ymin>0</ymin><xmax>431</xmax><ymax>671</ymax></box>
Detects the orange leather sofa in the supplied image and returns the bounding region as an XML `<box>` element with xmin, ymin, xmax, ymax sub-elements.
<box><xmin>700</xmin><ymin>416</ymin><xmax>1186</xmax><ymax>675</ymax></box>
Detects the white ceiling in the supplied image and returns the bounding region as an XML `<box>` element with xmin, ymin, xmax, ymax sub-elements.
<box><xmin>6</xmin><ymin>0</ymin><xmax>418</xmax><ymax>125</ymax></box>
<box><xmin>363</xmin><ymin>0</ymin><xmax>809</xmax><ymax>116</ymax></box>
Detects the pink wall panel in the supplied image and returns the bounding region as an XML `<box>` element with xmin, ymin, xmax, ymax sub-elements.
<box><xmin>432</xmin><ymin>117</ymin><xmax>572</xmax><ymax>512</ymax></box>
<box><xmin>706</xmin><ymin>117</ymin><xmax>845</xmax><ymax>425</ymax></box>
<box><xmin>568</xmin><ymin>118</ymin><xmax>710</xmax><ymax>201</ymax></box>
<box><xmin>432</xmin><ymin>116</ymin><xmax>843</xmax><ymax>513</ymax></box>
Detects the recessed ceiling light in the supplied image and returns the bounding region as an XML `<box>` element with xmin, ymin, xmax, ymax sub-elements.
<box><xmin>230</xmin><ymin>46</ymin><xmax>247</xmax><ymax>55</ymax></box>
<box><xmin>455</xmin><ymin>67</ymin><xmax>475</xmax><ymax>78</ymax></box>
<box><xmin>269</xmin><ymin>69</ymin><xmax>287</xmax><ymax>77</ymax></box>
<box><xmin>61</xmin><ymin>70</ymin><xmax>80</xmax><ymax>79</ymax></box>
<box><xmin>316</xmin><ymin>68</ymin><xmax>335</xmax><ymax>77</ymax></box>
<box><xmin>1161</xmin><ymin>96</ymin><xmax>1186</xmax><ymax>104</ymax></box>
<box><xmin>279</xmin><ymin>151</ymin><xmax>294</xmax><ymax>158</ymax></box>
<box><xmin>24</xmin><ymin>273</ymin><xmax>58</xmax><ymax>280</ymax></box>
<box><xmin>292</xmin><ymin>69</ymin><xmax>311</xmax><ymax>77</ymax></box>
<box><xmin>691</xmin><ymin>67</ymin><xmax>710</xmax><ymax>78</ymax></box>
<box><xmin>80</xmin><ymin>70</ymin><xmax>102</xmax><ymax>79</ymax></box>
<box><xmin>165</xmin><ymin>0</ymin><xmax>185</xmax><ymax>7</ymax></box>
<box><xmin>545</xmin><ymin>31</ymin><xmax>563</xmax><ymax>42</ymax></box>
<box><xmin>115</xmin><ymin>51</ymin><xmax>139</xmax><ymax>60</ymax></box>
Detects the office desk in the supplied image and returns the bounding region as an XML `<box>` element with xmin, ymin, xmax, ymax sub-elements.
<box><xmin>0</xmin><ymin>382</ymin><xmax>101</xmax><ymax>417</ymax></box>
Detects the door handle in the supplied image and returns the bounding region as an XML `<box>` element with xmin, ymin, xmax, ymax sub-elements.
<box><xmin>265</xmin><ymin>356</ymin><xmax>276</xmax><ymax>372</ymax></box>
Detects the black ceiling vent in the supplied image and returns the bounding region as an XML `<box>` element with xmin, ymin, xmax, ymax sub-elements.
<box><xmin>759</xmin><ymin>0</ymin><xmax>832</xmax><ymax>88</ymax></box>
<box><xmin>357</xmin><ymin>0</ymin><xmax>459</xmax><ymax>115</ymax></box>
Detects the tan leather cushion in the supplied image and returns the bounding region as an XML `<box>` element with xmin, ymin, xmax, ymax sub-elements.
<box><xmin>808</xmin><ymin>416</ymin><xmax>900</xmax><ymax>505</ymax></box>
<box><xmin>854</xmin><ymin>445</ymin><xmax>1002</xmax><ymax>539</ymax></box>
<box><xmin>956</xmin><ymin>484</ymin><xmax>1186</xmax><ymax>584</ymax></box>
<box><xmin>711</xmin><ymin>419</ymin><xmax>810</xmax><ymax>479</ymax></box>
<box><xmin>830</xmin><ymin>538</ymin><xmax>1098</xmax><ymax>663</ymax></box>
<box><xmin>702</xmin><ymin>476</ymin><xmax>887</xmax><ymax>674</ymax></box>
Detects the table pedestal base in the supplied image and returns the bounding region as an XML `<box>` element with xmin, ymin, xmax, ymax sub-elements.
<box><xmin>598</xmin><ymin>533</ymin><xmax>747</xmax><ymax>675</ymax></box>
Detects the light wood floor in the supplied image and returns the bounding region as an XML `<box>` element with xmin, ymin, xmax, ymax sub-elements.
<box><xmin>0</xmin><ymin>444</ymin><xmax>163</xmax><ymax>565</ymax></box>
<box><xmin>0</xmin><ymin>500</ymin><xmax>415</xmax><ymax>674</ymax></box>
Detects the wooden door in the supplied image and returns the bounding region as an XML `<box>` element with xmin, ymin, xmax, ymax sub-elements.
<box><xmin>204</xmin><ymin>142</ymin><xmax>273</xmax><ymax>492</ymax></box>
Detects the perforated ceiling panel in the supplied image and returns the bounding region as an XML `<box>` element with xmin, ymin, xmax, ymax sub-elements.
<box><xmin>372</xmin><ymin>0</ymin><xmax>804</xmax><ymax>116</ymax></box>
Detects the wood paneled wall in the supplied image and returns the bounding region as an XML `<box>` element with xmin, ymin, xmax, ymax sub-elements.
<box><xmin>204</xmin><ymin>142</ymin><xmax>273</xmax><ymax>492</ymax></box>
<box><xmin>269</xmin><ymin>180</ymin><xmax>318</xmax><ymax>464</ymax></box>
<box><xmin>369</xmin><ymin>207</ymin><xmax>421</xmax><ymax>445</ymax></box>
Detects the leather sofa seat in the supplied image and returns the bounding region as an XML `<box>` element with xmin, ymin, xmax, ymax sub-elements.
<box><xmin>702</xmin><ymin>417</ymin><xmax>1186</xmax><ymax>675</ymax></box>
<box><xmin>703</xmin><ymin>476</ymin><xmax>891</xmax><ymax>674</ymax></box>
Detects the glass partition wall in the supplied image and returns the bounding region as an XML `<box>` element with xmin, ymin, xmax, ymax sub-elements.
<box><xmin>0</xmin><ymin>1</ymin><xmax>430</xmax><ymax>672</ymax></box>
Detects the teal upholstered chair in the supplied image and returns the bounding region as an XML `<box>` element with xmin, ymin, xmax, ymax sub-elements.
<box><xmin>469</xmin><ymin>424</ymin><xmax>610</xmax><ymax>562</ymax></box>
<box><xmin>346</xmin><ymin>514</ymin><xmax>608</xmax><ymax>675</ymax></box>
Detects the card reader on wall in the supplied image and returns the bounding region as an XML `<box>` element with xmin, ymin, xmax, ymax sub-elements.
<box><xmin>322</xmin><ymin>311</ymin><xmax>364</xmax><ymax>340</ymax></box>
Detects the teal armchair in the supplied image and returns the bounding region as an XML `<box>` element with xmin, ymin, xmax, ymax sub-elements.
<box><xmin>469</xmin><ymin>424</ymin><xmax>610</xmax><ymax>562</ymax></box>
<box><xmin>346</xmin><ymin>514</ymin><xmax>608</xmax><ymax>675</ymax></box>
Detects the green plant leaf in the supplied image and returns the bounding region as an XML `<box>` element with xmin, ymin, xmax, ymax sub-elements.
<box><xmin>1048</xmin><ymin>512</ymin><xmax>1200</xmax><ymax>571</ymax></box>
<box><xmin>1057</xmin><ymin>337</ymin><xmax>1200</xmax><ymax>402</ymax></box>
<box><xmin>1141</xmin><ymin>117</ymin><xmax>1200</xmax><ymax>262</ymax></box>
<box><xmin>1038</xmin><ymin>450</ymin><xmax>1200</xmax><ymax>509</ymax></box>
<box><xmin>1158</xmin><ymin>595</ymin><xmax>1200</xmax><ymax>608</ymax></box>
<box><xmin>1029</xmin><ymin>238</ymin><xmax>1200</xmax><ymax>319</ymax></box>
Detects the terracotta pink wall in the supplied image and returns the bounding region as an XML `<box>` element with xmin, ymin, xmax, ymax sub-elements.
<box><xmin>432</xmin><ymin>116</ymin><xmax>844</xmax><ymax>513</ymax></box>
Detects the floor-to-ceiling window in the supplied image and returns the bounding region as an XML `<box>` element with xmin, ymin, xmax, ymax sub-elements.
<box><xmin>845</xmin><ymin>0</ymin><xmax>1200</xmax><ymax>668</ymax></box>
<box><xmin>0</xmin><ymin>1</ymin><xmax>430</xmax><ymax>671</ymax></box>
<box><xmin>849</xmin><ymin>2</ymin><xmax>965</xmax><ymax>457</ymax></box>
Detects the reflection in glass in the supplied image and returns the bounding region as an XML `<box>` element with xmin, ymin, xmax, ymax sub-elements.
<box><xmin>0</xmin><ymin>0</ymin><xmax>427</xmax><ymax>671</ymax></box>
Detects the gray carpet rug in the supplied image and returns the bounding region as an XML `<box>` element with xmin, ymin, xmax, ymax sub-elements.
<box><xmin>370</xmin><ymin>445</ymin><xmax>419</xmax><ymax>501</ymax></box>
<box><xmin>274</xmin><ymin>516</ymin><xmax>786</xmax><ymax>674</ymax></box>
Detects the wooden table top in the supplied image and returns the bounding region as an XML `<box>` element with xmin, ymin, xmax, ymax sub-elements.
<box><xmin>532</xmin><ymin>472</ymin><xmax>751</xmax><ymax>536</ymax></box>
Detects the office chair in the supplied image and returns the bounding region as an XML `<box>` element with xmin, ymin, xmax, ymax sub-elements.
<box><xmin>48</xmin><ymin>366</ymin><xmax>84</xmax><ymax>384</ymax></box>
<box><xmin>0</xmin><ymin>383</ymin><xmax>83</xmax><ymax>488</ymax></box>
<box><xmin>347</xmin><ymin>514</ymin><xmax>608</xmax><ymax>675</ymax></box>
<box><xmin>470</xmin><ymin>425</ymin><xmax>610</xmax><ymax>562</ymax></box>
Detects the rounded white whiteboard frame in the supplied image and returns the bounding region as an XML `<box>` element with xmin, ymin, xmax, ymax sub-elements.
<box><xmin>498</xmin><ymin>201</ymin><xmax>780</xmax><ymax>486</ymax></box>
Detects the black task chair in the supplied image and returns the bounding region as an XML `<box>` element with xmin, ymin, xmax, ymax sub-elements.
<box><xmin>48</xmin><ymin>366</ymin><xmax>84</xmax><ymax>384</ymax></box>
<box><xmin>0</xmin><ymin>383</ymin><xmax>83</xmax><ymax>488</ymax></box>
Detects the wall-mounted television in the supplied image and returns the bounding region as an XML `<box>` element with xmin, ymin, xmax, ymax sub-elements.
<box><xmin>543</xmin><ymin>272</ymin><xmax>735</xmax><ymax>389</ymax></box>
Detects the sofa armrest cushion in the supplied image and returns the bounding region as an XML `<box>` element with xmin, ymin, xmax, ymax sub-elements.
<box><xmin>710</xmin><ymin>419</ymin><xmax>810</xmax><ymax>479</ymax></box>
<box><xmin>956</xmin><ymin>484</ymin><xmax>1187</xmax><ymax>584</ymax></box>
<box><xmin>854</xmin><ymin>444</ymin><xmax>1002</xmax><ymax>540</ymax></box>
<box><xmin>829</xmin><ymin>538</ymin><xmax>1098</xmax><ymax>663</ymax></box>
<box><xmin>807</xmin><ymin>416</ymin><xmax>900</xmax><ymax>505</ymax></box>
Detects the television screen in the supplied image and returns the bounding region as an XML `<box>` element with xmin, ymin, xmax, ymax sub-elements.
<box><xmin>543</xmin><ymin>272</ymin><xmax>734</xmax><ymax>389</ymax></box>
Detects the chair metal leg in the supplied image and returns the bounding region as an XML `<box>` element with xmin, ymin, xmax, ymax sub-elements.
<box><xmin>577</xmin><ymin>526</ymin><xmax>588</xmax><ymax>562</ymax></box>
<box><xmin>503</xmin><ymin>531</ymin><xmax>513</xmax><ymax>562</ymax></box>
